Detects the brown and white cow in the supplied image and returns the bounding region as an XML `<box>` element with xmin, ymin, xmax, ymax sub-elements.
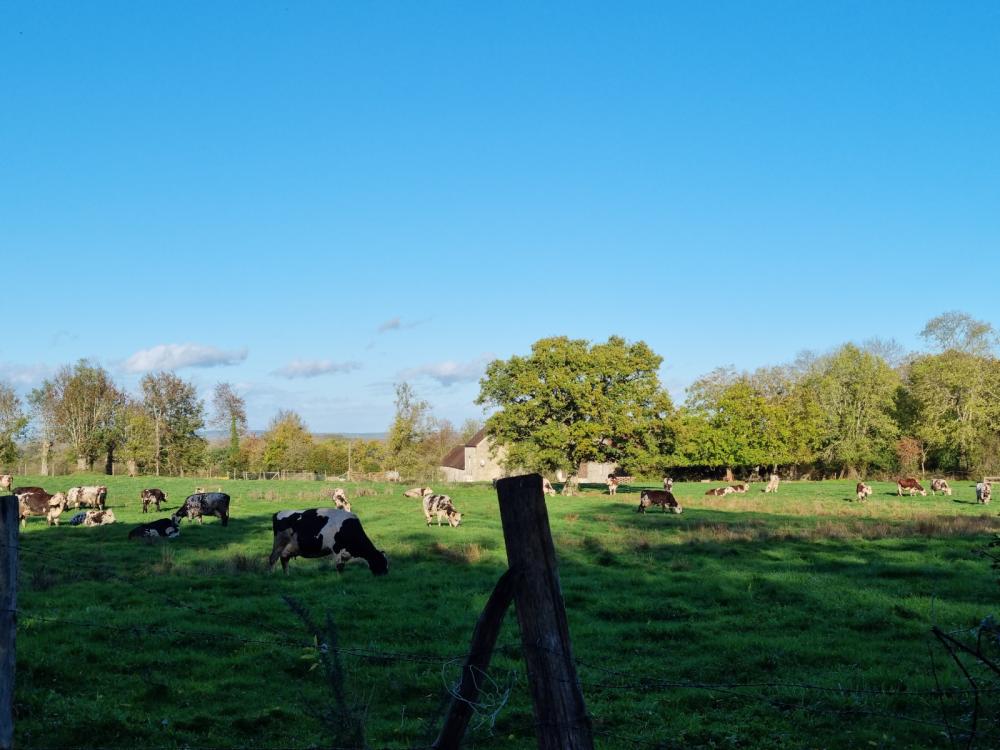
<box><xmin>856</xmin><ymin>482</ymin><xmax>873</xmax><ymax>502</ymax></box>
<box><xmin>0</xmin><ymin>475</ymin><xmax>12</xmax><ymax>493</ymax></box>
<box><xmin>662</xmin><ymin>477</ymin><xmax>674</xmax><ymax>492</ymax></box>
<box><xmin>730</xmin><ymin>483</ymin><xmax>750</xmax><ymax>494</ymax></box>
<box><xmin>977</xmin><ymin>481</ymin><xmax>992</xmax><ymax>505</ymax></box>
<box><xmin>637</xmin><ymin>490</ymin><xmax>682</xmax><ymax>514</ymax></box>
<box><xmin>329</xmin><ymin>487</ymin><xmax>351</xmax><ymax>512</ymax></box>
<box><xmin>607</xmin><ymin>475</ymin><xmax>619</xmax><ymax>496</ymax></box>
<box><xmin>930</xmin><ymin>479</ymin><xmax>952</xmax><ymax>496</ymax></box>
<box><xmin>705</xmin><ymin>486</ymin><xmax>735</xmax><ymax>496</ymax></box>
<box><xmin>67</xmin><ymin>485</ymin><xmax>108</xmax><ymax>510</ymax></box>
<box><xmin>896</xmin><ymin>478</ymin><xmax>927</xmax><ymax>497</ymax></box>
<box><xmin>269</xmin><ymin>508</ymin><xmax>389</xmax><ymax>574</ymax></box>
<box><xmin>423</xmin><ymin>494</ymin><xmax>462</xmax><ymax>527</ymax></box>
<box><xmin>762</xmin><ymin>474</ymin><xmax>780</xmax><ymax>494</ymax></box>
<box><xmin>18</xmin><ymin>490</ymin><xmax>67</xmax><ymax>527</ymax></box>
<box><xmin>140</xmin><ymin>488</ymin><xmax>167</xmax><ymax>513</ymax></box>
<box><xmin>70</xmin><ymin>509</ymin><xmax>117</xmax><ymax>526</ymax></box>
<box><xmin>403</xmin><ymin>486</ymin><xmax>433</xmax><ymax>499</ymax></box>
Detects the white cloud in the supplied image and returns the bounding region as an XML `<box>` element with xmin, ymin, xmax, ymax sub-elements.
<box><xmin>123</xmin><ymin>343</ymin><xmax>248</xmax><ymax>373</ymax></box>
<box><xmin>377</xmin><ymin>317</ymin><xmax>402</xmax><ymax>333</ymax></box>
<box><xmin>400</xmin><ymin>355</ymin><xmax>493</xmax><ymax>387</ymax></box>
<box><xmin>272</xmin><ymin>359</ymin><xmax>362</xmax><ymax>379</ymax></box>
<box><xmin>0</xmin><ymin>362</ymin><xmax>52</xmax><ymax>387</ymax></box>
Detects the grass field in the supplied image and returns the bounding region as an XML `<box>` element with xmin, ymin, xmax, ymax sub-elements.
<box><xmin>11</xmin><ymin>475</ymin><xmax>1000</xmax><ymax>749</ymax></box>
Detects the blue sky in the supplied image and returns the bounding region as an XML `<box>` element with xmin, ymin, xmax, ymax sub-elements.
<box><xmin>2</xmin><ymin>2</ymin><xmax>998</xmax><ymax>432</ymax></box>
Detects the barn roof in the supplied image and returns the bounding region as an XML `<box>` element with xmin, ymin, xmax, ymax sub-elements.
<box><xmin>464</xmin><ymin>428</ymin><xmax>488</xmax><ymax>447</ymax></box>
<box><xmin>440</xmin><ymin>443</ymin><xmax>467</xmax><ymax>470</ymax></box>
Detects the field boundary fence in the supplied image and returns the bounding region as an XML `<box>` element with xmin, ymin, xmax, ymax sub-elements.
<box><xmin>2</xmin><ymin>487</ymin><xmax>1000</xmax><ymax>749</ymax></box>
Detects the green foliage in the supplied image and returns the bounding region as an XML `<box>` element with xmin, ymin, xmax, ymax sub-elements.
<box><xmin>386</xmin><ymin>382</ymin><xmax>438</xmax><ymax>480</ymax></box>
<box><xmin>0</xmin><ymin>381</ymin><xmax>28</xmax><ymax>466</ymax></box>
<box><xmin>261</xmin><ymin>410</ymin><xmax>313</xmax><ymax>470</ymax></box>
<box><xmin>477</xmin><ymin>336</ymin><xmax>673</xmax><ymax>479</ymax></box>
<box><xmin>140</xmin><ymin>371</ymin><xmax>207</xmax><ymax>475</ymax></box>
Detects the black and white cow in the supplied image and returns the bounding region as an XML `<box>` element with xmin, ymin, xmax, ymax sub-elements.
<box><xmin>128</xmin><ymin>517</ymin><xmax>180</xmax><ymax>540</ymax></box>
<box><xmin>423</xmin><ymin>494</ymin><xmax>462</xmax><ymax>527</ymax></box>
<box><xmin>141</xmin><ymin>488</ymin><xmax>167</xmax><ymax>513</ymax></box>
<box><xmin>268</xmin><ymin>508</ymin><xmax>389</xmax><ymax>575</ymax></box>
<box><xmin>173</xmin><ymin>492</ymin><xmax>230</xmax><ymax>526</ymax></box>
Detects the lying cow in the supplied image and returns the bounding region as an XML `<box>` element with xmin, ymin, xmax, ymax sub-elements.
<box><xmin>0</xmin><ymin>475</ymin><xmax>12</xmax><ymax>492</ymax></box>
<box><xmin>663</xmin><ymin>477</ymin><xmax>674</xmax><ymax>491</ymax></box>
<box><xmin>856</xmin><ymin>482</ymin><xmax>873</xmax><ymax>502</ymax></box>
<box><xmin>18</xmin><ymin>491</ymin><xmax>67</xmax><ymax>527</ymax></box>
<box><xmin>607</xmin><ymin>475</ymin><xmax>619</xmax><ymax>496</ymax></box>
<box><xmin>173</xmin><ymin>492</ymin><xmax>230</xmax><ymax>526</ymax></box>
<box><xmin>896</xmin><ymin>478</ymin><xmax>927</xmax><ymax>497</ymax></box>
<box><xmin>930</xmin><ymin>479</ymin><xmax>952</xmax><ymax>496</ymax></box>
<box><xmin>762</xmin><ymin>474</ymin><xmax>780</xmax><ymax>493</ymax></box>
<box><xmin>423</xmin><ymin>494</ymin><xmax>462</xmax><ymax>527</ymax></box>
<box><xmin>404</xmin><ymin>486</ymin><xmax>433</xmax><ymax>499</ymax></box>
<box><xmin>67</xmin><ymin>485</ymin><xmax>108</xmax><ymax>510</ymax></box>
<box><xmin>269</xmin><ymin>508</ymin><xmax>389</xmax><ymax>574</ymax></box>
<box><xmin>329</xmin><ymin>487</ymin><xmax>351</xmax><ymax>512</ymax></box>
<box><xmin>541</xmin><ymin>477</ymin><xmax>556</xmax><ymax>496</ymax></box>
<box><xmin>977</xmin><ymin>481</ymin><xmax>992</xmax><ymax>505</ymax></box>
<box><xmin>705</xmin><ymin>486</ymin><xmax>735</xmax><ymax>496</ymax></box>
<box><xmin>69</xmin><ymin>509</ymin><xmax>117</xmax><ymax>526</ymax></box>
<box><xmin>128</xmin><ymin>517</ymin><xmax>180</xmax><ymax>540</ymax></box>
<box><xmin>140</xmin><ymin>488</ymin><xmax>166</xmax><ymax>513</ymax></box>
<box><xmin>730</xmin><ymin>483</ymin><xmax>750</xmax><ymax>494</ymax></box>
<box><xmin>637</xmin><ymin>490</ymin><xmax>682</xmax><ymax>514</ymax></box>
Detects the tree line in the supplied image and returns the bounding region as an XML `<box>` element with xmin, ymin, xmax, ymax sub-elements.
<box><xmin>478</xmin><ymin>312</ymin><xmax>1000</xmax><ymax>481</ymax></box>
<box><xmin>0</xmin><ymin>311</ymin><xmax>997</xmax><ymax>480</ymax></box>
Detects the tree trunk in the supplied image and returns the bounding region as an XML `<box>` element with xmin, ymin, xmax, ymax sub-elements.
<box><xmin>154</xmin><ymin>417</ymin><xmax>161</xmax><ymax>476</ymax></box>
<box><xmin>560</xmin><ymin>474</ymin><xmax>577</xmax><ymax>496</ymax></box>
<box><xmin>724</xmin><ymin>467</ymin><xmax>734</xmax><ymax>482</ymax></box>
<box><xmin>40</xmin><ymin>441</ymin><xmax>52</xmax><ymax>477</ymax></box>
<box><xmin>127</xmin><ymin>459</ymin><xmax>137</xmax><ymax>478</ymax></box>
<box><xmin>104</xmin><ymin>445</ymin><xmax>114</xmax><ymax>475</ymax></box>
<box><xmin>76</xmin><ymin>456</ymin><xmax>87</xmax><ymax>472</ymax></box>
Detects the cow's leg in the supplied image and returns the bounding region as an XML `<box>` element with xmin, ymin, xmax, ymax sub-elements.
<box><xmin>280</xmin><ymin>555</ymin><xmax>290</xmax><ymax>573</ymax></box>
<box><xmin>424</xmin><ymin>511</ymin><xmax>432</xmax><ymax>525</ymax></box>
<box><xmin>221</xmin><ymin>512</ymin><xmax>229</xmax><ymax>527</ymax></box>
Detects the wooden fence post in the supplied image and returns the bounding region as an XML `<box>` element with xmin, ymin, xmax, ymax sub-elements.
<box><xmin>433</xmin><ymin>569</ymin><xmax>518</xmax><ymax>750</ymax></box>
<box><xmin>0</xmin><ymin>495</ymin><xmax>18</xmax><ymax>749</ymax></box>
<box><xmin>495</xmin><ymin>474</ymin><xmax>593</xmax><ymax>750</ymax></box>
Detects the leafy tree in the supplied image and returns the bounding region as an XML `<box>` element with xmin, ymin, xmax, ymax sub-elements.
<box><xmin>140</xmin><ymin>372</ymin><xmax>206</xmax><ymax>475</ymax></box>
<box><xmin>31</xmin><ymin>360</ymin><xmax>125</xmax><ymax>472</ymax></box>
<box><xmin>262</xmin><ymin>410</ymin><xmax>313</xmax><ymax>471</ymax></box>
<box><xmin>476</xmin><ymin>336</ymin><xmax>672</xmax><ymax>489</ymax></box>
<box><xmin>920</xmin><ymin>311</ymin><xmax>998</xmax><ymax>357</ymax></box>
<box><xmin>808</xmin><ymin>344</ymin><xmax>900</xmax><ymax>475</ymax></box>
<box><xmin>386</xmin><ymin>382</ymin><xmax>437</xmax><ymax>480</ymax></box>
<box><xmin>0</xmin><ymin>382</ymin><xmax>28</xmax><ymax>468</ymax></box>
<box><xmin>211</xmin><ymin>383</ymin><xmax>248</xmax><ymax>473</ymax></box>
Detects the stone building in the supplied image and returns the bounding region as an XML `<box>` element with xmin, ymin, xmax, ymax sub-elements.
<box><xmin>440</xmin><ymin>428</ymin><xmax>507</xmax><ymax>482</ymax></box>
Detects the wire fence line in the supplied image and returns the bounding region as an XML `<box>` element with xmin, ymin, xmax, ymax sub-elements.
<box><xmin>10</xmin><ymin>538</ymin><xmax>998</xmax><ymax>748</ymax></box>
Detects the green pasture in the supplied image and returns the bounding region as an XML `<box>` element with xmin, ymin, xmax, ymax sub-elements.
<box><xmin>10</xmin><ymin>475</ymin><xmax>1000</xmax><ymax>749</ymax></box>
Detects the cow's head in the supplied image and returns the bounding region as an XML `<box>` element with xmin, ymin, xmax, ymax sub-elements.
<box><xmin>369</xmin><ymin>550</ymin><xmax>389</xmax><ymax>576</ymax></box>
<box><xmin>49</xmin><ymin>492</ymin><xmax>67</xmax><ymax>510</ymax></box>
<box><xmin>448</xmin><ymin>511</ymin><xmax>462</xmax><ymax>528</ymax></box>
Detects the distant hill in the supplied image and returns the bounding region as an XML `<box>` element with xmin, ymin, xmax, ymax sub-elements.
<box><xmin>199</xmin><ymin>430</ymin><xmax>386</xmax><ymax>441</ymax></box>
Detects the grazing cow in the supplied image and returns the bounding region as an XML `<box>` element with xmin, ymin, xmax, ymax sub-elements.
<box><xmin>762</xmin><ymin>474</ymin><xmax>780</xmax><ymax>493</ymax></box>
<box><xmin>637</xmin><ymin>490</ymin><xmax>682</xmax><ymax>514</ymax></box>
<box><xmin>423</xmin><ymin>494</ymin><xmax>462</xmax><ymax>527</ymax></box>
<box><xmin>70</xmin><ymin>509</ymin><xmax>117</xmax><ymax>526</ymax></box>
<box><xmin>0</xmin><ymin>475</ymin><xmax>11</xmax><ymax>492</ymax></box>
<box><xmin>173</xmin><ymin>492</ymin><xmax>230</xmax><ymax>525</ymax></box>
<box><xmin>730</xmin><ymin>483</ymin><xmax>750</xmax><ymax>494</ymax></box>
<box><xmin>541</xmin><ymin>477</ymin><xmax>556</xmax><ymax>496</ymax></box>
<box><xmin>269</xmin><ymin>508</ymin><xmax>389</xmax><ymax>575</ymax></box>
<box><xmin>705</xmin><ymin>486</ymin><xmax>735</xmax><ymax>496</ymax></box>
<box><xmin>896</xmin><ymin>478</ymin><xmax>927</xmax><ymax>497</ymax></box>
<box><xmin>404</xmin><ymin>486</ymin><xmax>433</xmax><ymax>499</ymax></box>
<box><xmin>67</xmin><ymin>485</ymin><xmax>108</xmax><ymax>510</ymax></box>
<box><xmin>607</xmin><ymin>475</ymin><xmax>619</xmax><ymax>496</ymax></box>
<box><xmin>128</xmin><ymin>517</ymin><xmax>180</xmax><ymax>540</ymax></box>
<box><xmin>18</xmin><ymin>491</ymin><xmax>67</xmax><ymax>527</ymax></box>
<box><xmin>140</xmin><ymin>488</ymin><xmax>166</xmax><ymax>513</ymax></box>
<box><xmin>977</xmin><ymin>481</ymin><xmax>992</xmax><ymax>505</ymax></box>
<box><xmin>663</xmin><ymin>477</ymin><xmax>674</xmax><ymax>491</ymax></box>
<box><xmin>329</xmin><ymin>488</ymin><xmax>351</xmax><ymax>512</ymax></box>
<box><xmin>856</xmin><ymin>482</ymin><xmax>873</xmax><ymax>502</ymax></box>
<box><xmin>930</xmin><ymin>479</ymin><xmax>952</xmax><ymax>496</ymax></box>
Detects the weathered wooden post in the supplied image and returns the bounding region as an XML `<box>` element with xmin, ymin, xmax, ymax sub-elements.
<box><xmin>495</xmin><ymin>474</ymin><xmax>593</xmax><ymax>750</ymax></box>
<box><xmin>0</xmin><ymin>495</ymin><xmax>17</xmax><ymax>749</ymax></box>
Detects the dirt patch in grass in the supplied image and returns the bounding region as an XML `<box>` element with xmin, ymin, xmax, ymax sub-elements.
<box><xmin>430</xmin><ymin>541</ymin><xmax>483</xmax><ymax>564</ymax></box>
